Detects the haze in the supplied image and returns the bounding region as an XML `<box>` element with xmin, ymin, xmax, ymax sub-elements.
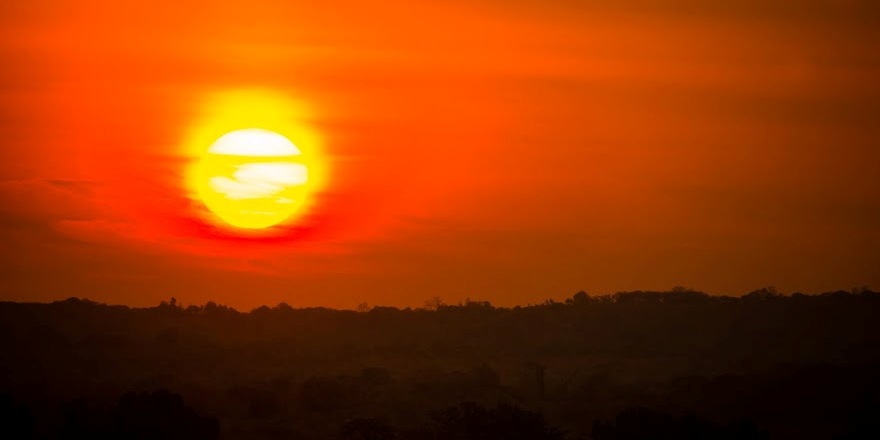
<box><xmin>1</xmin><ymin>0</ymin><xmax>878</xmax><ymax>309</ymax></box>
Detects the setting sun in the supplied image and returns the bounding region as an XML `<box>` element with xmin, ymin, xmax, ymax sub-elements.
<box><xmin>195</xmin><ymin>129</ymin><xmax>309</xmax><ymax>229</ymax></box>
<box><xmin>184</xmin><ymin>90</ymin><xmax>326</xmax><ymax>231</ymax></box>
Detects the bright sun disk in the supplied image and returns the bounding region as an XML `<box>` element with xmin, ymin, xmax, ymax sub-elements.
<box><xmin>195</xmin><ymin>128</ymin><xmax>310</xmax><ymax>229</ymax></box>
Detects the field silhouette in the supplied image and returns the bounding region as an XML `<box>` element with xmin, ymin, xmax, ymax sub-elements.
<box><xmin>1</xmin><ymin>288</ymin><xmax>878</xmax><ymax>439</ymax></box>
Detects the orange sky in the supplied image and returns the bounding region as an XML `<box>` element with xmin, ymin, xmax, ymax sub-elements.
<box><xmin>1</xmin><ymin>0</ymin><xmax>879</xmax><ymax>309</ymax></box>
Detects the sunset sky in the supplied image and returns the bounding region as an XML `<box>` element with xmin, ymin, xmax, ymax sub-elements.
<box><xmin>1</xmin><ymin>0</ymin><xmax>878</xmax><ymax>309</ymax></box>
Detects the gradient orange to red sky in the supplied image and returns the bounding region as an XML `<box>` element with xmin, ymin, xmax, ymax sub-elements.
<box><xmin>1</xmin><ymin>1</ymin><xmax>879</xmax><ymax>309</ymax></box>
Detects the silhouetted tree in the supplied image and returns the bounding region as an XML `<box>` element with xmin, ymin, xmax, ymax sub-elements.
<box><xmin>743</xmin><ymin>287</ymin><xmax>782</xmax><ymax>301</ymax></box>
<box><xmin>274</xmin><ymin>302</ymin><xmax>294</xmax><ymax>312</ymax></box>
<box><xmin>201</xmin><ymin>301</ymin><xmax>237</xmax><ymax>316</ymax></box>
<box><xmin>463</xmin><ymin>299</ymin><xmax>494</xmax><ymax>310</ymax></box>
<box><xmin>424</xmin><ymin>296</ymin><xmax>445</xmax><ymax>311</ymax></box>
<box><xmin>664</xmin><ymin>288</ymin><xmax>709</xmax><ymax>304</ymax></box>
<box><xmin>565</xmin><ymin>291</ymin><xmax>591</xmax><ymax>305</ymax></box>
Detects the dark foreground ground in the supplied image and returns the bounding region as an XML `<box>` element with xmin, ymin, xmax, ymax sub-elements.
<box><xmin>1</xmin><ymin>288</ymin><xmax>879</xmax><ymax>439</ymax></box>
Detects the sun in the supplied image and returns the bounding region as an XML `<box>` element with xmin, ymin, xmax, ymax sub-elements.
<box><xmin>195</xmin><ymin>129</ymin><xmax>309</xmax><ymax>229</ymax></box>
<box><xmin>184</xmin><ymin>89</ymin><xmax>327</xmax><ymax>231</ymax></box>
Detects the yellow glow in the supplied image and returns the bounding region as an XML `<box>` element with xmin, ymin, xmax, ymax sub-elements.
<box><xmin>185</xmin><ymin>90</ymin><xmax>327</xmax><ymax>230</ymax></box>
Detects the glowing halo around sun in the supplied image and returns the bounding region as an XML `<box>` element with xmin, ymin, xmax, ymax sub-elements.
<box><xmin>184</xmin><ymin>90</ymin><xmax>327</xmax><ymax>231</ymax></box>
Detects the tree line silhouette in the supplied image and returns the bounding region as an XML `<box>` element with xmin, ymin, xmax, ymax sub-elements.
<box><xmin>1</xmin><ymin>288</ymin><xmax>878</xmax><ymax>439</ymax></box>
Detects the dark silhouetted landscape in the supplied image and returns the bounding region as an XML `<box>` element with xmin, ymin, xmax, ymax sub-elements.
<box><xmin>2</xmin><ymin>288</ymin><xmax>878</xmax><ymax>439</ymax></box>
